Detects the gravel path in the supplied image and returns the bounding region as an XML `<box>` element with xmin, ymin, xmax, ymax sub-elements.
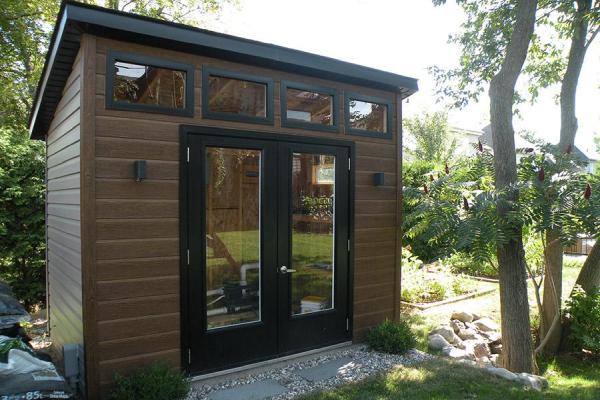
<box><xmin>190</xmin><ymin>346</ymin><xmax>433</xmax><ymax>400</ymax></box>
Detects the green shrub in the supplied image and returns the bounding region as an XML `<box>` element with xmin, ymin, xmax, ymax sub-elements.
<box><xmin>565</xmin><ymin>286</ymin><xmax>600</xmax><ymax>354</ymax></box>
<box><xmin>402</xmin><ymin>247</ymin><xmax>423</xmax><ymax>270</ymax></box>
<box><xmin>564</xmin><ymin>257</ymin><xmax>585</xmax><ymax>270</ymax></box>
<box><xmin>366</xmin><ymin>319</ymin><xmax>416</xmax><ymax>354</ymax></box>
<box><xmin>0</xmin><ymin>128</ymin><xmax>46</xmax><ymax>310</ymax></box>
<box><xmin>444</xmin><ymin>252</ymin><xmax>498</xmax><ymax>278</ymax></box>
<box><xmin>401</xmin><ymin>277</ymin><xmax>447</xmax><ymax>303</ymax></box>
<box><xmin>451</xmin><ymin>274</ymin><xmax>479</xmax><ymax>295</ymax></box>
<box><xmin>110</xmin><ymin>363</ymin><xmax>190</xmax><ymax>400</ymax></box>
<box><xmin>524</xmin><ymin>234</ymin><xmax>545</xmax><ymax>277</ymax></box>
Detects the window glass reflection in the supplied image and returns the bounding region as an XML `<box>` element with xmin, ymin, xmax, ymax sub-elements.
<box><xmin>348</xmin><ymin>99</ymin><xmax>387</xmax><ymax>133</ymax></box>
<box><xmin>113</xmin><ymin>61</ymin><xmax>186</xmax><ymax>109</ymax></box>
<box><xmin>205</xmin><ymin>147</ymin><xmax>261</xmax><ymax>329</ymax></box>
<box><xmin>290</xmin><ymin>153</ymin><xmax>335</xmax><ymax>315</ymax></box>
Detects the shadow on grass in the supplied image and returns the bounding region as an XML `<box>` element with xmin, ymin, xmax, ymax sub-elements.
<box><xmin>300</xmin><ymin>357</ymin><xmax>600</xmax><ymax>400</ymax></box>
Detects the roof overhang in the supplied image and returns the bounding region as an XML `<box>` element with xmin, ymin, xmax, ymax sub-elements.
<box><xmin>29</xmin><ymin>1</ymin><xmax>419</xmax><ymax>139</ymax></box>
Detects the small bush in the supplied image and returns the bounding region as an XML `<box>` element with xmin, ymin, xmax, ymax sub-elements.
<box><xmin>565</xmin><ymin>286</ymin><xmax>600</xmax><ymax>354</ymax></box>
<box><xmin>451</xmin><ymin>274</ymin><xmax>478</xmax><ymax>295</ymax></box>
<box><xmin>444</xmin><ymin>252</ymin><xmax>497</xmax><ymax>278</ymax></box>
<box><xmin>366</xmin><ymin>319</ymin><xmax>416</xmax><ymax>354</ymax></box>
<box><xmin>401</xmin><ymin>278</ymin><xmax>447</xmax><ymax>303</ymax></box>
<box><xmin>110</xmin><ymin>363</ymin><xmax>190</xmax><ymax>400</ymax></box>
<box><xmin>564</xmin><ymin>257</ymin><xmax>585</xmax><ymax>270</ymax></box>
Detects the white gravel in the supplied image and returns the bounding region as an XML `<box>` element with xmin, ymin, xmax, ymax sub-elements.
<box><xmin>190</xmin><ymin>346</ymin><xmax>433</xmax><ymax>399</ymax></box>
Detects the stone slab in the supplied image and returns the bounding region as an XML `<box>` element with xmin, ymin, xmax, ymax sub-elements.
<box><xmin>296</xmin><ymin>356</ymin><xmax>354</xmax><ymax>382</ymax></box>
<box><xmin>208</xmin><ymin>379</ymin><xmax>287</xmax><ymax>400</ymax></box>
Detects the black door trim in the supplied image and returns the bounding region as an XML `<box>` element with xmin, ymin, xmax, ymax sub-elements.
<box><xmin>179</xmin><ymin>125</ymin><xmax>355</xmax><ymax>375</ymax></box>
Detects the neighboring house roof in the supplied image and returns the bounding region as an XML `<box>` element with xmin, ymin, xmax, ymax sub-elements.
<box><xmin>572</xmin><ymin>145</ymin><xmax>599</xmax><ymax>163</ymax></box>
<box><xmin>29</xmin><ymin>1</ymin><xmax>419</xmax><ymax>138</ymax></box>
<box><xmin>480</xmin><ymin>124</ymin><xmax>536</xmax><ymax>151</ymax></box>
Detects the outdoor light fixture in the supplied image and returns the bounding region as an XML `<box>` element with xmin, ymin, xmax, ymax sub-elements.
<box><xmin>373</xmin><ymin>172</ymin><xmax>385</xmax><ymax>186</ymax></box>
<box><xmin>134</xmin><ymin>160</ymin><xmax>147</xmax><ymax>182</ymax></box>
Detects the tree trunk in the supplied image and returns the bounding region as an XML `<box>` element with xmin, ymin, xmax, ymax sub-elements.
<box><xmin>558</xmin><ymin>0</ymin><xmax>593</xmax><ymax>152</ymax></box>
<box><xmin>540</xmin><ymin>228</ymin><xmax>563</xmax><ymax>353</ymax></box>
<box><xmin>575</xmin><ymin>241</ymin><xmax>600</xmax><ymax>293</ymax></box>
<box><xmin>488</xmin><ymin>0</ymin><xmax>537</xmax><ymax>373</ymax></box>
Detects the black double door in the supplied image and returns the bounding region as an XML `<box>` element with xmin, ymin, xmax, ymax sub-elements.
<box><xmin>185</xmin><ymin>132</ymin><xmax>351</xmax><ymax>374</ymax></box>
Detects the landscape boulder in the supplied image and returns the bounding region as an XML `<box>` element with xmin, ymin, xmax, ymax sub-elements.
<box><xmin>473</xmin><ymin>317</ymin><xmax>498</xmax><ymax>332</ymax></box>
<box><xmin>516</xmin><ymin>373</ymin><xmax>549</xmax><ymax>392</ymax></box>
<box><xmin>451</xmin><ymin>310</ymin><xmax>473</xmax><ymax>323</ymax></box>
<box><xmin>428</xmin><ymin>334</ymin><xmax>450</xmax><ymax>351</ymax></box>
<box><xmin>430</xmin><ymin>325</ymin><xmax>462</xmax><ymax>344</ymax></box>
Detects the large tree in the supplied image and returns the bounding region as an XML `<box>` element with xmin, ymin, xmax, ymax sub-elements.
<box><xmin>488</xmin><ymin>0</ymin><xmax>538</xmax><ymax>373</ymax></box>
<box><xmin>538</xmin><ymin>0</ymin><xmax>599</xmax><ymax>354</ymax></box>
<box><xmin>0</xmin><ymin>0</ymin><xmax>231</xmax><ymax>308</ymax></box>
<box><xmin>432</xmin><ymin>0</ymin><xmax>599</xmax><ymax>359</ymax></box>
<box><xmin>404</xmin><ymin>111</ymin><xmax>457</xmax><ymax>165</ymax></box>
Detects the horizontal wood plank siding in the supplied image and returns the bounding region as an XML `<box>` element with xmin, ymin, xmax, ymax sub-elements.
<box><xmin>90</xmin><ymin>37</ymin><xmax>400</xmax><ymax>386</ymax></box>
<box><xmin>46</xmin><ymin>50</ymin><xmax>83</xmax><ymax>355</ymax></box>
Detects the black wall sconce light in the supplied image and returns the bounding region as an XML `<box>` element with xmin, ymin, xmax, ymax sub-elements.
<box><xmin>373</xmin><ymin>172</ymin><xmax>385</xmax><ymax>186</ymax></box>
<box><xmin>134</xmin><ymin>160</ymin><xmax>147</xmax><ymax>182</ymax></box>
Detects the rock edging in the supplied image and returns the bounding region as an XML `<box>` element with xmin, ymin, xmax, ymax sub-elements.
<box><xmin>428</xmin><ymin>310</ymin><xmax>548</xmax><ymax>392</ymax></box>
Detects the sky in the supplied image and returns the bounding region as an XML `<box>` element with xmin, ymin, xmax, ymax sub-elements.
<box><xmin>202</xmin><ymin>0</ymin><xmax>600</xmax><ymax>156</ymax></box>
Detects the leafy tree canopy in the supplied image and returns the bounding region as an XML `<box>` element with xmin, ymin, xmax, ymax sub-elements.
<box><xmin>404</xmin><ymin>111</ymin><xmax>457</xmax><ymax>165</ymax></box>
<box><xmin>430</xmin><ymin>0</ymin><xmax>600</xmax><ymax>109</ymax></box>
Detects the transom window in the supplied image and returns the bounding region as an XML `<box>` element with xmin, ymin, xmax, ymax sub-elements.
<box><xmin>202</xmin><ymin>67</ymin><xmax>274</xmax><ymax>124</ymax></box>
<box><xmin>346</xmin><ymin>94</ymin><xmax>392</xmax><ymax>138</ymax></box>
<box><xmin>281</xmin><ymin>81</ymin><xmax>338</xmax><ymax>132</ymax></box>
<box><xmin>106</xmin><ymin>50</ymin><xmax>194</xmax><ymax>116</ymax></box>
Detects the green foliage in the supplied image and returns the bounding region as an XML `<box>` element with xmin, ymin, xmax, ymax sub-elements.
<box><xmin>0</xmin><ymin>127</ymin><xmax>45</xmax><ymax>309</ymax></box>
<box><xmin>451</xmin><ymin>274</ymin><xmax>479</xmax><ymax>295</ymax></box>
<box><xmin>444</xmin><ymin>252</ymin><xmax>498</xmax><ymax>278</ymax></box>
<box><xmin>565</xmin><ymin>286</ymin><xmax>600</xmax><ymax>353</ymax></box>
<box><xmin>401</xmin><ymin>247</ymin><xmax>423</xmax><ymax>270</ymax></box>
<box><xmin>0</xmin><ymin>0</ymin><xmax>58</xmax><ymax>128</ymax></box>
<box><xmin>430</xmin><ymin>0</ymin><xmax>599</xmax><ymax>109</ymax></box>
<box><xmin>404</xmin><ymin>111</ymin><xmax>457</xmax><ymax>164</ymax></box>
<box><xmin>523</xmin><ymin>233</ymin><xmax>545</xmax><ymax>277</ymax></box>
<box><xmin>366</xmin><ymin>319</ymin><xmax>416</xmax><ymax>354</ymax></box>
<box><xmin>404</xmin><ymin>143</ymin><xmax>600</xmax><ymax>270</ymax></box>
<box><xmin>564</xmin><ymin>257</ymin><xmax>585</xmax><ymax>270</ymax></box>
<box><xmin>401</xmin><ymin>261</ymin><xmax>481</xmax><ymax>303</ymax></box>
<box><xmin>110</xmin><ymin>363</ymin><xmax>190</xmax><ymax>400</ymax></box>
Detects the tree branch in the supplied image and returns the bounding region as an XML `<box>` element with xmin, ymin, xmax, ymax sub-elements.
<box><xmin>585</xmin><ymin>26</ymin><xmax>600</xmax><ymax>49</ymax></box>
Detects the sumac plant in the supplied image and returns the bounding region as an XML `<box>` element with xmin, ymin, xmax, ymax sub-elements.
<box><xmin>403</xmin><ymin>143</ymin><xmax>599</xmax><ymax>268</ymax></box>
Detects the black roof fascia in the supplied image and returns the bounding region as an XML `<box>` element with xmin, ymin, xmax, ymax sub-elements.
<box><xmin>30</xmin><ymin>1</ymin><xmax>418</xmax><ymax>138</ymax></box>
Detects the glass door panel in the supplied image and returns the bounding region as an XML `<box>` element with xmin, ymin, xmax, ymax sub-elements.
<box><xmin>290</xmin><ymin>153</ymin><xmax>335</xmax><ymax>315</ymax></box>
<box><xmin>205</xmin><ymin>147</ymin><xmax>261</xmax><ymax>329</ymax></box>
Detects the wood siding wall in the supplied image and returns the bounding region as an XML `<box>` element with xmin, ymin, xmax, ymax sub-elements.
<box><xmin>46</xmin><ymin>49</ymin><xmax>84</xmax><ymax>359</ymax></box>
<box><xmin>86</xmin><ymin>37</ymin><xmax>401</xmax><ymax>396</ymax></box>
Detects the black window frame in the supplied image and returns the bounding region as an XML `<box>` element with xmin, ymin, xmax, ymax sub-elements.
<box><xmin>106</xmin><ymin>49</ymin><xmax>195</xmax><ymax>116</ymax></box>
<box><xmin>280</xmin><ymin>81</ymin><xmax>339</xmax><ymax>133</ymax></box>
<box><xmin>202</xmin><ymin>67</ymin><xmax>274</xmax><ymax>125</ymax></box>
<box><xmin>345</xmin><ymin>93</ymin><xmax>393</xmax><ymax>139</ymax></box>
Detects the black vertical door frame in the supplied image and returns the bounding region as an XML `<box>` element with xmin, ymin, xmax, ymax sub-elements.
<box><xmin>277</xmin><ymin>143</ymin><xmax>351</xmax><ymax>354</ymax></box>
<box><xmin>180</xmin><ymin>125</ymin><xmax>355</xmax><ymax>375</ymax></box>
<box><xmin>183</xmin><ymin>133</ymin><xmax>279</xmax><ymax>374</ymax></box>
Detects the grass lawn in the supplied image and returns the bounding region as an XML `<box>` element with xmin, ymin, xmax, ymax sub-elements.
<box><xmin>302</xmin><ymin>355</ymin><xmax>600</xmax><ymax>400</ymax></box>
<box><xmin>303</xmin><ymin>255</ymin><xmax>599</xmax><ymax>399</ymax></box>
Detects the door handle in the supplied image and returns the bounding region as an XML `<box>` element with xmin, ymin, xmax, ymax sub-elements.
<box><xmin>280</xmin><ymin>265</ymin><xmax>296</xmax><ymax>274</ymax></box>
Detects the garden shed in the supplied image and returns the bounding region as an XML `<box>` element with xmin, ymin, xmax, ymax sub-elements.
<box><xmin>29</xmin><ymin>2</ymin><xmax>418</xmax><ymax>398</ymax></box>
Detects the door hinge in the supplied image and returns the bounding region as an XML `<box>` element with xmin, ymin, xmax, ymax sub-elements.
<box><xmin>347</xmin><ymin>239</ymin><xmax>351</xmax><ymax>252</ymax></box>
<box><xmin>186</xmin><ymin>147</ymin><xmax>190</xmax><ymax>163</ymax></box>
<box><xmin>186</xmin><ymin>249</ymin><xmax>190</xmax><ymax>266</ymax></box>
<box><xmin>346</xmin><ymin>317</ymin><xmax>350</xmax><ymax>332</ymax></box>
<box><xmin>348</xmin><ymin>157</ymin><xmax>351</xmax><ymax>171</ymax></box>
<box><xmin>188</xmin><ymin>348</ymin><xmax>192</xmax><ymax>365</ymax></box>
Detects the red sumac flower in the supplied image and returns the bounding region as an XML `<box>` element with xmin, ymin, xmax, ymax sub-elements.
<box><xmin>584</xmin><ymin>183</ymin><xmax>591</xmax><ymax>200</ymax></box>
<box><xmin>538</xmin><ymin>167</ymin><xmax>545</xmax><ymax>182</ymax></box>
